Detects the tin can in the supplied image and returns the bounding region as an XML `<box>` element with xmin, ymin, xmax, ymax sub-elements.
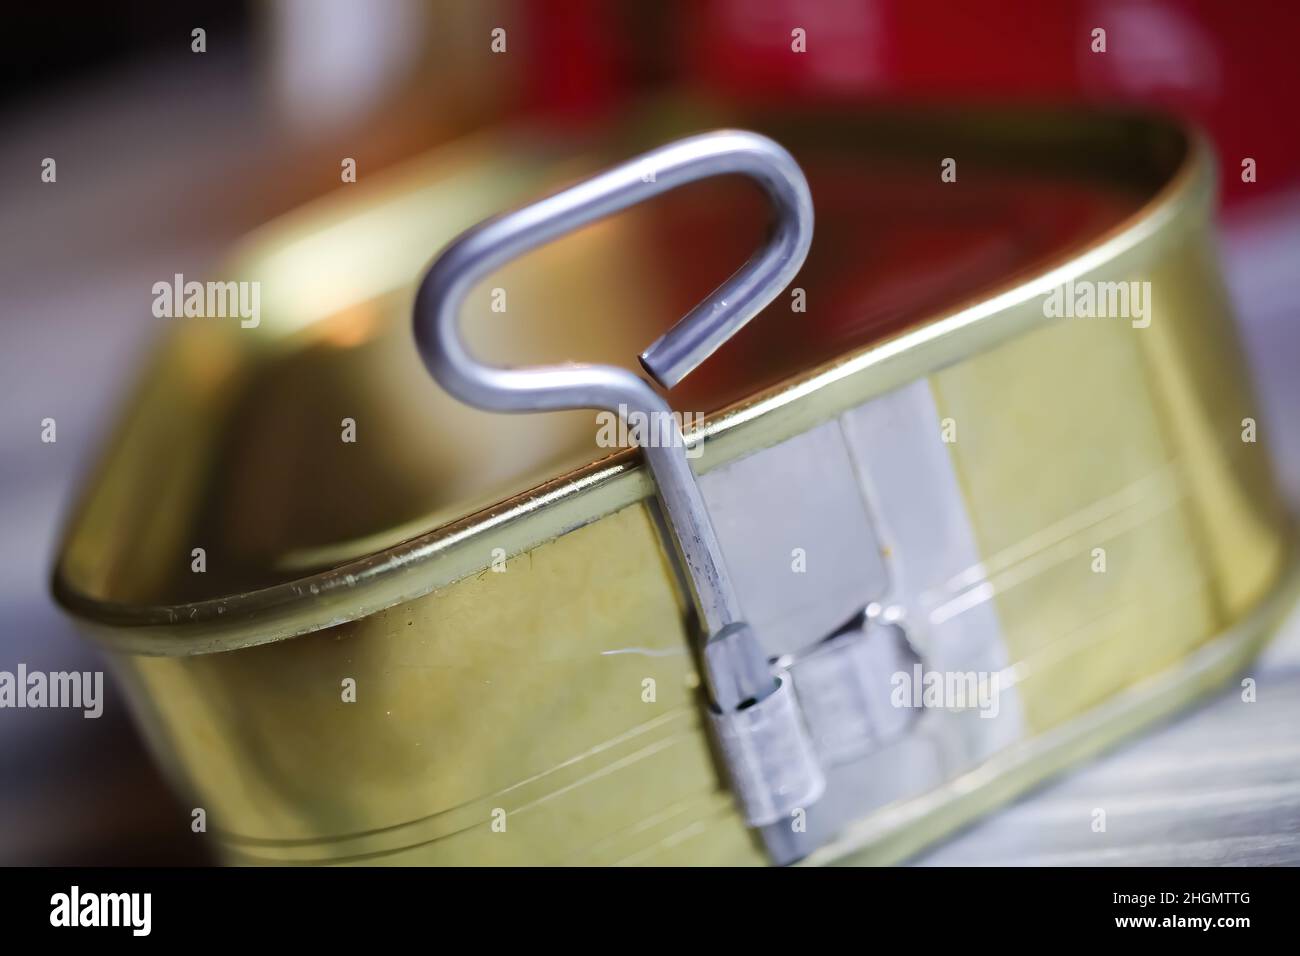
<box><xmin>53</xmin><ymin>105</ymin><xmax>1297</xmax><ymax>865</ymax></box>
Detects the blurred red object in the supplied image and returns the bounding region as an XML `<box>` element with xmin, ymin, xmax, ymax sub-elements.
<box><xmin>521</xmin><ymin>0</ymin><xmax>1300</xmax><ymax>208</ymax></box>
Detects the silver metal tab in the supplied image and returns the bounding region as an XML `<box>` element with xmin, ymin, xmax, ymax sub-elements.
<box><xmin>698</xmin><ymin>419</ymin><xmax>890</xmax><ymax>659</ymax></box>
<box><xmin>791</xmin><ymin>617</ymin><xmax>922</xmax><ymax>765</ymax></box>
<box><xmin>709</xmin><ymin>379</ymin><xmax>1026</xmax><ymax>863</ymax></box>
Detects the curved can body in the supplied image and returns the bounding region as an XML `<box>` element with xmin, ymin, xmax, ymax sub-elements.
<box><xmin>53</xmin><ymin>107</ymin><xmax>1296</xmax><ymax>865</ymax></box>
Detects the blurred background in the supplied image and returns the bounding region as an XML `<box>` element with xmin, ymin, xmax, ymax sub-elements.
<box><xmin>2</xmin><ymin>0</ymin><xmax>1299</xmax><ymax>864</ymax></box>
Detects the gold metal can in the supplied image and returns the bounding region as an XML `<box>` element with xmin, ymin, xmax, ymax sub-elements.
<box><xmin>53</xmin><ymin>105</ymin><xmax>1297</xmax><ymax>865</ymax></box>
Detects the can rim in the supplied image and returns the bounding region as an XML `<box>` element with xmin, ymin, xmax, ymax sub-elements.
<box><xmin>51</xmin><ymin>113</ymin><xmax>1215</xmax><ymax>656</ymax></box>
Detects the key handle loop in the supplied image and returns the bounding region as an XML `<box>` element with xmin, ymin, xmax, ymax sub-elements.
<box><xmin>412</xmin><ymin>129</ymin><xmax>814</xmax><ymax>640</ymax></box>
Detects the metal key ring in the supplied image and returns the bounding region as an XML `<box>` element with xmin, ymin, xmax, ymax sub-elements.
<box><xmin>412</xmin><ymin>129</ymin><xmax>813</xmax><ymax>667</ymax></box>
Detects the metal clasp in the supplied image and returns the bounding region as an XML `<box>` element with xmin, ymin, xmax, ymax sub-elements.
<box><xmin>411</xmin><ymin>130</ymin><xmax>824</xmax><ymax>839</ymax></box>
